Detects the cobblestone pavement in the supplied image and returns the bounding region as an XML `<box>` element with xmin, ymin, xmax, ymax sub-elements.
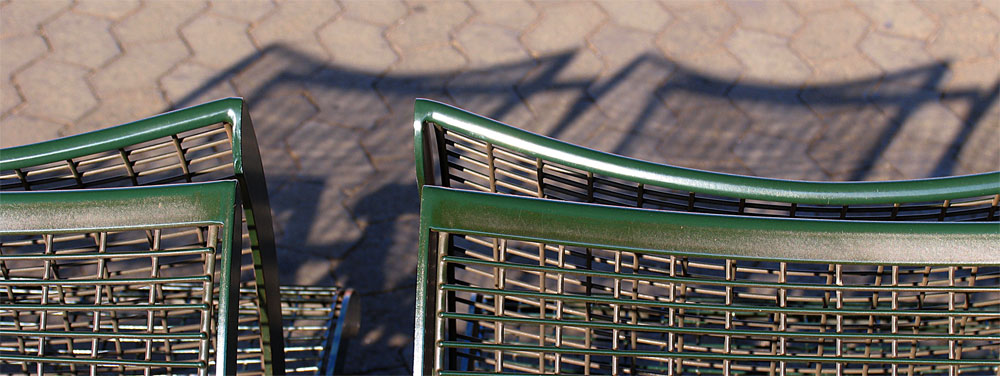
<box><xmin>1</xmin><ymin>0</ymin><xmax>998</xmax><ymax>373</ymax></box>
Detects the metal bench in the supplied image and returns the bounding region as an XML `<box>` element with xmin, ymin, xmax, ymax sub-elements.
<box><xmin>0</xmin><ymin>181</ymin><xmax>242</xmax><ymax>375</ymax></box>
<box><xmin>415</xmin><ymin>185</ymin><xmax>1000</xmax><ymax>375</ymax></box>
<box><xmin>0</xmin><ymin>98</ymin><xmax>359</xmax><ymax>375</ymax></box>
<box><xmin>414</xmin><ymin>99</ymin><xmax>999</xmax><ymax>222</ymax></box>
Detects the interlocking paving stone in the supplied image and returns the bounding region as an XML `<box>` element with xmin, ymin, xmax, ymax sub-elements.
<box><xmin>341</xmin><ymin>0</ymin><xmax>407</xmax><ymax>26</ymax></box>
<box><xmin>90</xmin><ymin>38</ymin><xmax>189</xmax><ymax>95</ymax></box>
<box><xmin>113</xmin><ymin>0</ymin><xmax>206</xmax><ymax>44</ymax></box>
<box><xmin>73</xmin><ymin>88</ymin><xmax>167</xmax><ymax>134</ymax></box>
<box><xmin>306</xmin><ymin>70</ymin><xmax>389</xmax><ymax>130</ymax></box>
<box><xmin>655</xmin><ymin>4</ymin><xmax>736</xmax><ymax>58</ymax></box>
<box><xmin>0</xmin><ymin>79</ymin><xmax>20</xmax><ymax>114</ymax></box>
<box><xmin>0</xmin><ymin>114</ymin><xmax>63</xmax><ymax>148</ymax></box>
<box><xmin>181</xmin><ymin>13</ymin><xmax>257</xmax><ymax>69</ymax></box>
<box><xmin>209</xmin><ymin>0</ymin><xmax>274</xmax><ymax>23</ymax></box>
<box><xmin>880</xmin><ymin>100</ymin><xmax>966</xmax><ymax>178</ymax></box>
<box><xmin>596</xmin><ymin>0</ymin><xmax>671</xmax><ymax>33</ymax></box>
<box><xmin>914</xmin><ymin>0</ymin><xmax>981</xmax><ymax>17</ymax></box>
<box><xmin>859</xmin><ymin>31</ymin><xmax>935</xmax><ymax>73</ymax></box>
<box><xmin>806</xmin><ymin>52</ymin><xmax>883</xmax><ymax>84</ymax></box>
<box><xmin>852</xmin><ymin>0</ymin><xmax>938</xmax><ymax>41</ymax></box>
<box><xmin>43</xmin><ymin>11</ymin><xmax>120</xmax><ymax>69</ymax></box>
<box><xmin>725</xmin><ymin>28</ymin><xmax>812</xmax><ymax>84</ymax></box>
<box><xmin>786</xmin><ymin>0</ymin><xmax>848</xmax><ymax>13</ymax></box>
<box><xmin>725</xmin><ymin>0</ymin><xmax>803</xmax><ymax>36</ymax></box>
<box><xmin>733</xmin><ymin>131</ymin><xmax>831</xmax><ymax>181</ymax></box>
<box><xmin>320</xmin><ymin>18</ymin><xmax>397</xmax><ymax>72</ymax></box>
<box><xmin>386</xmin><ymin>0</ymin><xmax>471</xmax><ymax>51</ymax></box>
<box><xmin>14</xmin><ymin>58</ymin><xmax>97</xmax><ymax>123</ymax></box>
<box><xmin>249</xmin><ymin>0</ymin><xmax>338</xmax><ymax>57</ymax></box>
<box><xmin>467</xmin><ymin>0</ymin><xmax>537</xmax><ymax>31</ymax></box>
<box><xmin>456</xmin><ymin>22</ymin><xmax>530</xmax><ymax>68</ymax></box>
<box><xmin>791</xmin><ymin>8</ymin><xmax>869</xmax><ymax>62</ymax></box>
<box><xmin>522</xmin><ymin>1</ymin><xmax>605</xmax><ymax>54</ymax></box>
<box><xmin>159</xmin><ymin>61</ymin><xmax>240</xmax><ymax>106</ymax></box>
<box><xmin>338</xmin><ymin>288</ymin><xmax>414</xmax><ymax>374</ymax></box>
<box><xmin>73</xmin><ymin>0</ymin><xmax>139</xmax><ymax>20</ymax></box>
<box><xmin>589</xmin><ymin>23</ymin><xmax>658</xmax><ymax>73</ymax></box>
<box><xmin>0</xmin><ymin>0</ymin><xmax>71</xmax><ymax>38</ymax></box>
<box><xmin>270</xmin><ymin>178</ymin><xmax>364</xmax><ymax>261</ymax></box>
<box><xmin>0</xmin><ymin>34</ymin><xmax>47</xmax><ymax>79</ymax></box>
<box><xmin>926</xmin><ymin>9</ymin><xmax>1000</xmax><ymax>61</ymax></box>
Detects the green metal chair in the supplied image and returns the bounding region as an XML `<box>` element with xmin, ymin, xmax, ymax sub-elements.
<box><xmin>0</xmin><ymin>181</ymin><xmax>242</xmax><ymax>375</ymax></box>
<box><xmin>0</xmin><ymin>98</ymin><xmax>359</xmax><ymax>375</ymax></box>
<box><xmin>414</xmin><ymin>99</ymin><xmax>999</xmax><ymax>222</ymax></box>
<box><xmin>415</xmin><ymin>185</ymin><xmax>1000</xmax><ymax>375</ymax></box>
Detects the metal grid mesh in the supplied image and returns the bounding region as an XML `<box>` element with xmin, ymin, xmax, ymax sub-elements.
<box><xmin>0</xmin><ymin>227</ymin><xmax>222</xmax><ymax>374</ymax></box>
<box><xmin>434</xmin><ymin>127</ymin><xmax>999</xmax><ymax>222</ymax></box>
<box><xmin>433</xmin><ymin>233</ymin><xmax>1000</xmax><ymax>375</ymax></box>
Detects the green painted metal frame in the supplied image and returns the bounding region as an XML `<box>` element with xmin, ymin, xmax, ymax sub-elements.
<box><xmin>1</xmin><ymin>98</ymin><xmax>287</xmax><ymax>374</ymax></box>
<box><xmin>414</xmin><ymin>186</ymin><xmax>1000</xmax><ymax>374</ymax></box>
<box><xmin>413</xmin><ymin>99</ymin><xmax>1000</xmax><ymax>206</ymax></box>
<box><xmin>0</xmin><ymin>181</ymin><xmax>242</xmax><ymax>375</ymax></box>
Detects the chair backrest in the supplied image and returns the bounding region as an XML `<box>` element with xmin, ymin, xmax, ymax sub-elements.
<box><xmin>0</xmin><ymin>98</ymin><xmax>285</xmax><ymax>373</ymax></box>
<box><xmin>415</xmin><ymin>185</ymin><xmax>1000</xmax><ymax>375</ymax></box>
<box><xmin>1</xmin><ymin>181</ymin><xmax>241</xmax><ymax>376</ymax></box>
<box><xmin>414</xmin><ymin>99</ymin><xmax>1000</xmax><ymax>221</ymax></box>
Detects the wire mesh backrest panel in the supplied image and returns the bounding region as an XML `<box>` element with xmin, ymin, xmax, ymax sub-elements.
<box><xmin>0</xmin><ymin>122</ymin><xmax>234</xmax><ymax>191</ymax></box>
<box><xmin>417</xmin><ymin>187</ymin><xmax>1000</xmax><ymax>376</ymax></box>
<box><xmin>415</xmin><ymin>99</ymin><xmax>999</xmax><ymax>222</ymax></box>
<box><xmin>432</xmin><ymin>126</ymin><xmax>998</xmax><ymax>222</ymax></box>
<box><xmin>0</xmin><ymin>227</ymin><xmax>221</xmax><ymax>374</ymax></box>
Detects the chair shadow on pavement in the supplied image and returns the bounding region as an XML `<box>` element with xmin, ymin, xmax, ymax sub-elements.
<box><xmin>173</xmin><ymin>43</ymin><xmax>999</xmax><ymax>374</ymax></box>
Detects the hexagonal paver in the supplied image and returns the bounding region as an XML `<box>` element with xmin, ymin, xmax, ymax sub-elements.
<box><xmin>657</xmin><ymin>46</ymin><xmax>743</xmax><ymax>112</ymax></box>
<box><xmin>306</xmin><ymin>69</ymin><xmax>389</xmax><ymax>130</ymax></box>
<box><xmin>74</xmin><ymin>0</ymin><xmax>140</xmax><ymax>20</ymax></box>
<box><xmin>270</xmin><ymin>179</ymin><xmax>363</xmax><ymax>260</ymax></box>
<box><xmin>14</xmin><ymin>58</ymin><xmax>97</xmax><ymax>123</ymax></box>
<box><xmin>658</xmin><ymin>103</ymin><xmax>749</xmax><ymax>170</ymax></box>
<box><xmin>806</xmin><ymin>105</ymin><xmax>893</xmax><ymax>176</ymax></box>
<box><xmin>725</xmin><ymin>28</ymin><xmax>811</xmax><ymax>84</ymax></box>
<box><xmin>879</xmin><ymin>101</ymin><xmax>964</xmax><ymax>178</ymax></box>
<box><xmin>596</xmin><ymin>0</ymin><xmax>671</xmax><ymax>33</ymax></box>
<box><xmin>159</xmin><ymin>61</ymin><xmax>239</xmax><ymax>106</ymax></box>
<box><xmin>915</xmin><ymin>0</ymin><xmax>980</xmax><ymax>17</ymax></box>
<box><xmin>521</xmin><ymin>1</ymin><xmax>604</xmax><ymax>54</ymax></box>
<box><xmin>655</xmin><ymin>4</ymin><xmax>736</xmax><ymax>57</ymax></box>
<box><xmin>114</xmin><ymin>0</ymin><xmax>206</xmax><ymax>44</ymax></box>
<box><xmin>942</xmin><ymin>57</ymin><xmax>1000</xmax><ymax>92</ymax></box>
<box><xmin>926</xmin><ymin>10</ymin><xmax>1000</xmax><ymax>61</ymax></box>
<box><xmin>466</xmin><ymin>0</ymin><xmax>536</xmax><ymax>31</ymax></box>
<box><xmin>725</xmin><ymin>0</ymin><xmax>803</xmax><ymax>36</ymax></box>
<box><xmin>341</xmin><ymin>0</ymin><xmax>407</xmax><ymax>26</ymax></box>
<box><xmin>0</xmin><ymin>0</ymin><xmax>71</xmax><ymax>38</ymax></box>
<box><xmin>90</xmin><ymin>38</ymin><xmax>189</xmax><ymax>96</ymax></box>
<box><xmin>71</xmin><ymin>88</ymin><xmax>167</xmax><ymax>134</ymax></box>
<box><xmin>729</xmin><ymin>86</ymin><xmax>823</xmax><ymax>142</ymax></box>
<box><xmin>1</xmin><ymin>79</ymin><xmax>20</xmax><ymax>114</ymax></box>
<box><xmin>244</xmin><ymin>90</ymin><xmax>319</xmax><ymax>148</ymax></box>
<box><xmin>859</xmin><ymin>31</ymin><xmax>936</xmax><ymax>74</ymax></box>
<box><xmin>210</xmin><ymin>0</ymin><xmax>274</xmax><ymax>23</ymax></box>
<box><xmin>733</xmin><ymin>132</ymin><xmax>830</xmax><ymax>180</ymax></box>
<box><xmin>456</xmin><ymin>22</ymin><xmax>530</xmax><ymax>68</ymax></box>
<box><xmin>286</xmin><ymin>120</ymin><xmax>375</xmax><ymax>192</ymax></box>
<box><xmin>953</xmin><ymin>104</ymin><xmax>999</xmax><ymax>175</ymax></box>
<box><xmin>806</xmin><ymin>52</ymin><xmax>883</xmax><ymax>84</ymax></box>
<box><xmin>0</xmin><ymin>34</ymin><xmax>47</xmax><ymax>78</ymax></box>
<box><xmin>589</xmin><ymin>23</ymin><xmax>658</xmax><ymax>73</ymax></box>
<box><xmin>386</xmin><ymin>0</ymin><xmax>471</xmax><ymax>51</ymax></box>
<box><xmin>43</xmin><ymin>12</ymin><xmax>120</xmax><ymax>69</ymax></box>
<box><xmin>791</xmin><ymin>9</ymin><xmax>869</xmax><ymax>62</ymax></box>
<box><xmin>852</xmin><ymin>0</ymin><xmax>937</xmax><ymax>41</ymax></box>
<box><xmin>250</xmin><ymin>0</ymin><xmax>339</xmax><ymax>48</ymax></box>
<box><xmin>387</xmin><ymin>44</ymin><xmax>466</xmax><ymax>74</ymax></box>
<box><xmin>786</xmin><ymin>0</ymin><xmax>848</xmax><ymax>13</ymax></box>
<box><xmin>0</xmin><ymin>114</ymin><xmax>64</xmax><ymax>148</ymax></box>
<box><xmin>181</xmin><ymin>14</ymin><xmax>257</xmax><ymax>69</ymax></box>
<box><xmin>319</xmin><ymin>18</ymin><xmax>397</xmax><ymax>72</ymax></box>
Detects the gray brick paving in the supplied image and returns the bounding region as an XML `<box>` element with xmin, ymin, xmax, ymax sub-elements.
<box><xmin>1</xmin><ymin>0</ymin><xmax>998</xmax><ymax>373</ymax></box>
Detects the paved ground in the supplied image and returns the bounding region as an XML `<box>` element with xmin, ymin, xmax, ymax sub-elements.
<box><xmin>1</xmin><ymin>0</ymin><xmax>998</xmax><ymax>374</ymax></box>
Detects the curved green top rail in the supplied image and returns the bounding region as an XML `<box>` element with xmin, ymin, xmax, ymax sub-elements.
<box><xmin>0</xmin><ymin>97</ymin><xmax>246</xmax><ymax>174</ymax></box>
<box><xmin>414</xmin><ymin>99</ymin><xmax>1000</xmax><ymax>205</ymax></box>
<box><xmin>421</xmin><ymin>186</ymin><xmax>1000</xmax><ymax>266</ymax></box>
